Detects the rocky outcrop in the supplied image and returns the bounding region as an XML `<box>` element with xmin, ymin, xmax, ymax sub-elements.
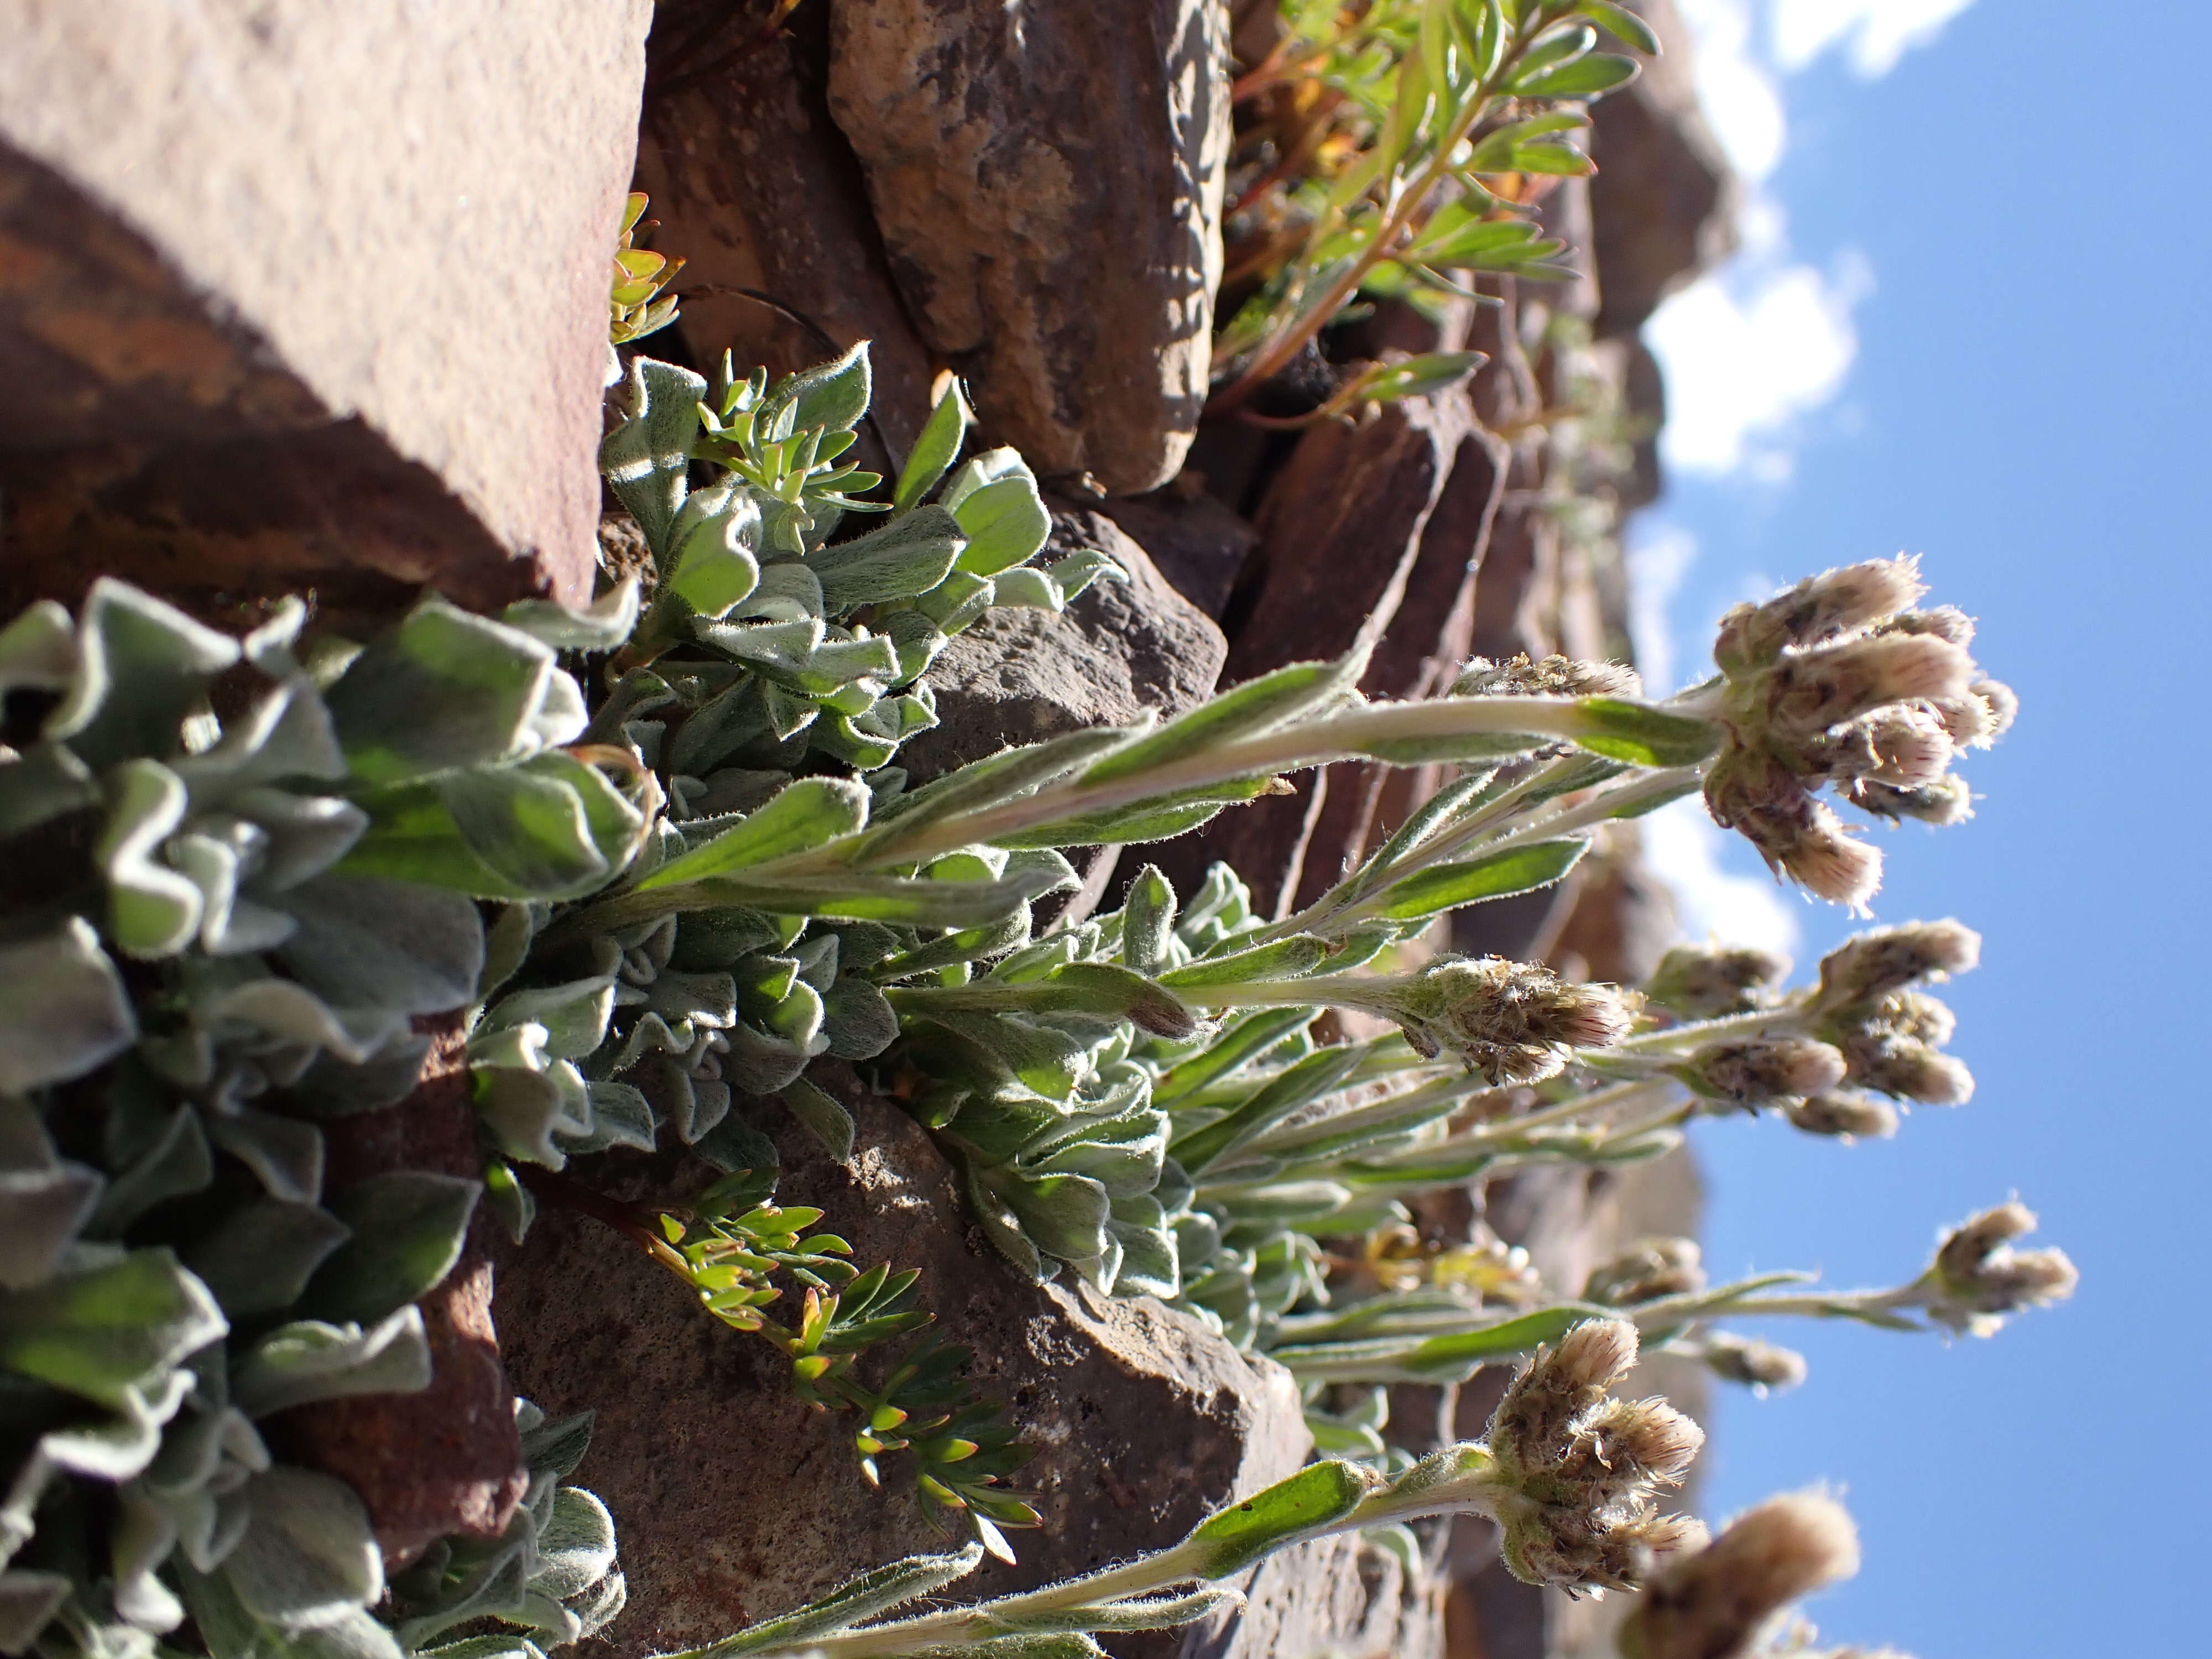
<box><xmin>494</xmin><ymin>1087</ymin><xmax>1309</xmax><ymax>1655</ymax></box>
<box><xmin>824</xmin><ymin>0</ymin><xmax>1231</xmax><ymax>495</ymax></box>
<box><xmin>0</xmin><ymin>1</ymin><xmax>651</xmax><ymax>624</ymax></box>
<box><xmin>632</xmin><ymin>4</ymin><xmax>938</xmax><ymax>465</ymax></box>
<box><xmin>898</xmin><ymin>510</ymin><xmax>1229</xmax><ymax>782</ymax></box>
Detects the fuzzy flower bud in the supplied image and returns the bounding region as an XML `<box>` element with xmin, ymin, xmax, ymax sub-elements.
<box><xmin>1814</xmin><ymin>921</ymin><xmax>1980</xmax><ymax>1009</ymax></box>
<box><xmin>1775</xmin><ymin>804</ymin><xmax>1884</xmax><ymax>909</ymax></box>
<box><xmin>1585</xmin><ymin>1238</ymin><xmax>1707</xmax><ymax>1307</ymax></box>
<box><xmin>1813</xmin><ymin>707</ymin><xmax>1955</xmax><ymax>789</ymax></box>
<box><xmin>1766</xmin><ymin>635</ymin><xmax>1975</xmax><ymax>738</ymax></box>
<box><xmin>1454</xmin><ymin>653</ymin><xmax>1645</xmax><ymax>699</ymax></box>
<box><xmin>1379</xmin><ymin>958</ymin><xmax>1634</xmax><ymax>1084</ymax></box>
<box><xmin>1643</xmin><ymin>944</ymin><xmax>1791</xmax><ymax>1020</ymax></box>
<box><xmin>1484</xmin><ymin>1321</ymin><xmax>1706</xmax><ymax>1595</ymax></box>
<box><xmin>1879</xmin><ymin>603</ymin><xmax>1976</xmax><ymax>647</ymax></box>
<box><xmin>1618</xmin><ymin>1491</ymin><xmax>1861</xmax><ymax>1659</ymax></box>
<box><xmin>1840</xmin><ymin>1035</ymin><xmax>1974</xmax><ymax>1105</ymax></box>
<box><xmin>1845</xmin><ymin>775</ymin><xmax>1975</xmax><ymax>826</ymax></box>
<box><xmin>1699</xmin><ymin>1332</ymin><xmax>1809</xmax><ymax>1392</ymax></box>
<box><xmin>1923</xmin><ymin>1201</ymin><xmax>2079</xmax><ymax>1335</ymax></box>
<box><xmin>1785</xmin><ymin>1093</ymin><xmax>1900</xmax><ymax>1141</ymax></box>
<box><xmin>1687</xmin><ymin>1038</ymin><xmax>1849</xmax><ymax>1107</ymax></box>
<box><xmin>1714</xmin><ymin>559</ymin><xmax>1926</xmax><ymax>669</ymax></box>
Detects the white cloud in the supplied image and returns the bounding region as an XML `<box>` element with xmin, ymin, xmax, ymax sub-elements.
<box><xmin>1770</xmin><ymin>0</ymin><xmax>1978</xmax><ymax>77</ymax></box>
<box><xmin>1674</xmin><ymin>0</ymin><xmax>1787</xmax><ymax>181</ymax></box>
<box><xmin>1645</xmin><ymin>249</ymin><xmax>1872</xmax><ymax>478</ymax></box>
<box><xmin>1642</xmin><ymin>797</ymin><xmax>1803</xmax><ymax>961</ymax></box>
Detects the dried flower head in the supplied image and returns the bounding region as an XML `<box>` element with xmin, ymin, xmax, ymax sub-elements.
<box><xmin>1484</xmin><ymin>1320</ymin><xmax>1705</xmax><ymax>1595</ymax></box>
<box><xmin>1923</xmin><ymin>1201</ymin><xmax>2079</xmax><ymax>1335</ymax></box>
<box><xmin>1814</xmin><ymin>921</ymin><xmax>1980</xmax><ymax>1010</ymax></box>
<box><xmin>1585</xmin><ymin>1238</ymin><xmax>1707</xmax><ymax>1307</ymax></box>
<box><xmin>1785</xmin><ymin>1093</ymin><xmax>1900</xmax><ymax>1141</ymax></box>
<box><xmin>1766</xmin><ymin>634</ymin><xmax>1976</xmax><ymax>737</ymax></box>
<box><xmin>1688</xmin><ymin>1038</ymin><xmax>1850</xmax><ymax>1107</ymax></box>
<box><xmin>1644</xmin><ymin>944</ymin><xmax>1792</xmax><ymax>1020</ymax></box>
<box><xmin>1699</xmin><ymin>1332</ymin><xmax>1810</xmax><ymax>1392</ymax></box>
<box><xmin>1714</xmin><ymin>559</ymin><xmax>1927</xmax><ymax>669</ymax></box>
<box><xmin>1879</xmin><ymin>603</ymin><xmax>1976</xmax><ymax>646</ymax></box>
<box><xmin>1839</xmin><ymin>1035</ymin><xmax>1973</xmax><ymax>1105</ymax></box>
<box><xmin>1380</xmin><ymin>958</ymin><xmax>1633</xmax><ymax>1084</ymax></box>
<box><xmin>1454</xmin><ymin>653</ymin><xmax>1645</xmax><ymax>699</ymax></box>
<box><xmin>1618</xmin><ymin>1491</ymin><xmax>1861</xmax><ymax>1659</ymax></box>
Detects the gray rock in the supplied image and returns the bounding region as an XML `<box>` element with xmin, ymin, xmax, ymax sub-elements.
<box><xmin>825</xmin><ymin>0</ymin><xmax>1230</xmax><ymax>495</ymax></box>
<box><xmin>1146</xmin><ymin>1533</ymin><xmax>1443</xmax><ymax>1659</ymax></box>
<box><xmin>898</xmin><ymin>511</ymin><xmax>1228</xmax><ymax>782</ymax></box>
<box><xmin>0</xmin><ymin>1</ymin><xmax>648</xmax><ymax>622</ymax></box>
<box><xmin>493</xmin><ymin>1082</ymin><xmax>1308</xmax><ymax>1655</ymax></box>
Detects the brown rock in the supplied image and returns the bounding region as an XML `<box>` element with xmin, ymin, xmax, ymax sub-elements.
<box><xmin>1589</xmin><ymin>0</ymin><xmax>1738</xmax><ymax>340</ymax></box>
<box><xmin>896</xmin><ymin>510</ymin><xmax>1228</xmax><ymax>783</ymax></box>
<box><xmin>1094</xmin><ymin>483</ymin><xmax>1260</xmax><ymax>620</ymax></box>
<box><xmin>634</xmin><ymin>3</ymin><xmax>937</xmax><ymax>467</ymax></box>
<box><xmin>1157</xmin><ymin>392</ymin><xmax>1475</xmax><ymax>916</ymax></box>
<box><xmin>494</xmin><ymin>1086</ymin><xmax>1309</xmax><ymax>1654</ymax></box>
<box><xmin>1154</xmin><ymin>1534</ymin><xmax>1443</xmax><ymax>1659</ymax></box>
<box><xmin>0</xmin><ymin>1</ymin><xmax>650</xmax><ymax>624</ymax></box>
<box><xmin>824</xmin><ymin>0</ymin><xmax>1231</xmax><ymax>494</ymax></box>
<box><xmin>269</xmin><ymin>1018</ymin><xmax>528</xmax><ymax>1567</ymax></box>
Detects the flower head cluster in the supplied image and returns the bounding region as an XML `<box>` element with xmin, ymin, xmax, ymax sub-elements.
<box><xmin>1918</xmin><ymin>1201</ymin><xmax>2079</xmax><ymax>1336</ymax></box>
<box><xmin>1804</xmin><ymin>922</ymin><xmax>1980</xmax><ymax>1112</ymax></box>
<box><xmin>1695</xmin><ymin>1332</ymin><xmax>1809</xmax><ymax>1394</ymax></box>
<box><xmin>1370</xmin><ymin>957</ymin><xmax>1634</xmax><ymax>1084</ymax></box>
<box><xmin>1482</xmin><ymin>1321</ymin><xmax>1706</xmax><ymax>1594</ymax></box>
<box><xmin>1643</xmin><ymin>943</ymin><xmax>1792</xmax><ymax>1020</ymax></box>
<box><xmin>1616</xmin><ymin>1490</ymin><xmax>1860</xmax><ymax>1659</ymax></box>
<box><xmin>1703</xmin><ymin>560</ymin><xmax>2015</xmax><ymax>907</ymax></box>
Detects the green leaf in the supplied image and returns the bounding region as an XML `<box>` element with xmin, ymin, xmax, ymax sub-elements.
<box><xmin>662</xmin><ymin>485</ymin><xmax>764</xmax><ymax>620</ymax></box>
<box><xmin>1080</xmin><ymin>659</ymin><xmax>1356</xmax><ymax>786</ymax></box>
<box><xmin>276</xmin><ymin>873</ymin><xmax>484</xmax><ymax>1017</ymax></box>
<box><xmin>1515</xmin><ymin>52</ymin><xmax>1639</xmax><ymax>97</ymax></box>
<box><xmin>990</xmin><ymin>775</ymin><xmax>1281</xmax><ymax>850</ymax></box>
<box><xmin>0</xmin><ymin>1248</ymin><xmax>226</xmax><ymax>1407</ymax></box>
<box><xmin>1350</xmin><ymin>351</ymin><xmax>1484</xmax><ymax>402</ymax></box>
<box><xmin>324</xmin><ymin>599</ymin><xmax>560</xmax><ymax>785</ymax></box>
<box><xmin>952</xmin><ymin>471</ymin><xmax>1052</xmax><ymax>577</ymax></box>
<box><xmin>185</xmin><ymin>1201</ymin><xmax>353</xmax><ymax>1319</ymax></box>
<box><xmin>810</xmin><ymin>508</ymin><xmax>969</xmax><ymax>612</ymax></box>
<box><xmin>221</xmin><ymin>1464</ymin><xmax>385</xmax><ymax>1625</ymax></box>
<box><xmin>45</xmin><ymin>578</ymin><xmax>242</xmax><ymax>769</ymax></box>
<box><xmin>179</xmin><ymin>1559</ymin><xmax>403</xmax><ymax>1659</ymax></box>
<box><xmin>1170</xmin><ymin>1044</ymin><xmax>1371</xmax><ymax>1175</ymax></box>
<box><xmin>1157</xmin><ymin>935</ymin><xmax>1329</xmax><ymax>989</ymax></box>
<box><xmin>895</xmin><ymin>377</ymin><xmax>972</xmax><ymax>512</ymax></box>
<box><xmin>1580</xmin><ymin>1</ymin><xmax>1661</xmax><ymax>55</ymax></box>
<box><xmin>1569</xmin><ymin>697</ymin><xmax>1720</xmax><ymax>766</ymax></box>
<box><xmin>500</xmin><ymin>580</ymin><xmax>641</xmax><ymax>653</ymax></box>
<box><xmin>600</xmin><ymin>357</ymin><xmax>708</xmax><ymax>552</ymax></box>
<box><xmin>0</xmin><ymin>919</ymin><xmax>138</xmax><ymax>1093</ymax></box>
<box><xmin>1365</xmin><ymin>838</ymin><xmax>1587</xmax><ymax>920</ymax></box>
<box><xmin>231</xmin><ymin>1308</ymin><xmax>432</xmax><ymax>1417</ymax></box>
<box><xmin>1120</xmin><ymin>865</ymin><xmax>1177</xmax><ymax>977</ymax></box>
<box><xmin>638</xmin><ymin>777</ymin><xmax>870</xmax><ymax>890</ymax></box>
<box><xmin>534</xmin><ymin>1486</ymin><xmax>619</xmax><ymax>1598</ymax></box>
<box><xmin>96</xmin><ymin>758</ymin><xmax>204</xmax><ymax>956</ymax></box>
<box><xmin>708</xmin><ymin>1544</ymin><xmax>984</xmax><ymax>1655</ymax></box>
<box><xmin>1185</xmin><ymin>1460</ymin><xmax>1373</xmax><ymax>1577</ymax></box>
<box><xmin>766</xmin><ymin>340</ymin><xmax>873</xmax><ymax>437</ymax></box>
<box><xmin>779</xmin><ymin>1076</ymin><xmax>857</xmax><ymax>1162</ymax></box>
<box><xmin>306</xmin><ymin>1173</ymin><xmax>481</xmax><ymax>1324</ymax></box>
<box><xmin>853</xmin><ymin>727</ymin><xmax>1140</xmax><ymax>863</ymax></box>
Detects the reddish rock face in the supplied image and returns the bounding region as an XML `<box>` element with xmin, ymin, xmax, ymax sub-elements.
<box><xmin>824</xmin><ymin>0</ymin><xmax>1232</xmax><ymax>496</ymax></box>
<box><xmin>0</xmin><ymin>1</ymin><xmax>653</xmax><ymax>628</ymax></box>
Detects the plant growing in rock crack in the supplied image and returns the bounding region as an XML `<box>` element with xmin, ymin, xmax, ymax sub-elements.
<box><xmin>0</xmin><ymin>579</ymin><xmax>638</xmax><ymax>1659</ymax></box>
<box><xmin>0</xmin><ymin>299</ymin><xmax>2072</xmax><ymax>1659</ymax></box>
<box><xmin>1215</xmin><ymin>0</ymin><xmax>1660</xmax><ymax>416</ymax></box>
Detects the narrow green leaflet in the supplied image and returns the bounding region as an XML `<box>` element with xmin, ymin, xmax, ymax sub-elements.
<box><xmin>809</xmin><ymin>508</ymin><xmax>969</xmax><ymax>612</ymax></box>
<box><xmin>894</xmin><ymin>378</ymin><xmax>972</xmax><ymax>512</ymax></box>
<box><xmin>1364</xmin><ymin>838</ymin><xmax>1587</xmax><ymax>920</ymax></box>
<box><xmin>1569</xmin><ymin>697</ymin><xmax>1720</xmax><ymax>766</ymax></box>
<box><xmin>1185</xmin><ymin>1461</ymin><xmax>1373</xmax><ymax>1578</ymax></box>
<box><xmin>638</xmin><ymin>778</ymin><xmax>871</xmax><ymax>890</ymax></box>
<box><xmin>1079</xmin><ymin>660</ymin><xmax>1353</xmax><ymax>786</ymax></box>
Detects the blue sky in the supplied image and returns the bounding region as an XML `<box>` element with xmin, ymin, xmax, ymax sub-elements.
<box><xmin>1624</xmin><ymin>2</ymin><xmax>2211</xmax><ymax>1654</ymax></box>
